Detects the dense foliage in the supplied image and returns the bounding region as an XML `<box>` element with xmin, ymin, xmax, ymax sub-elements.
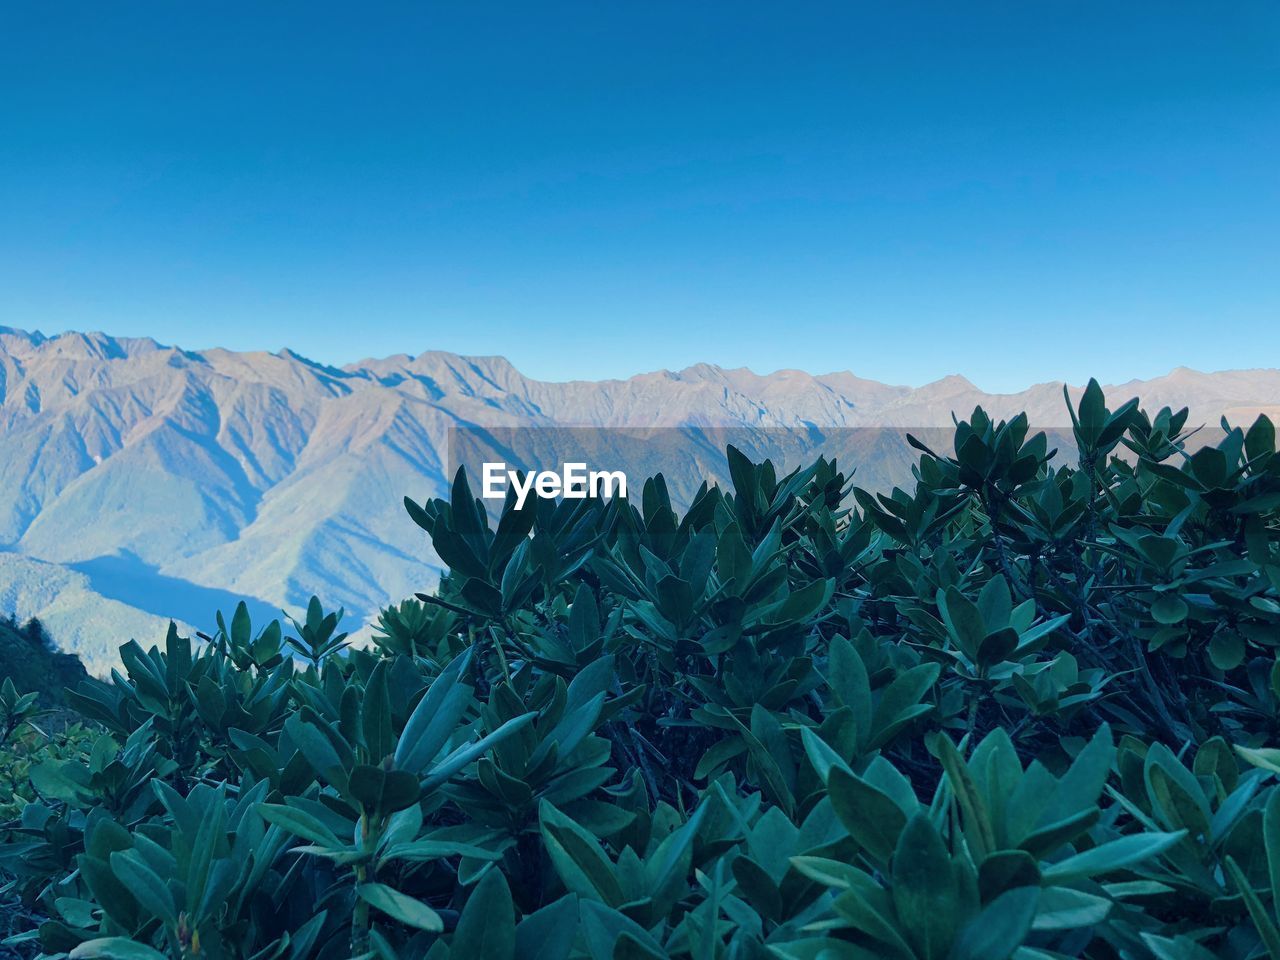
<box><xmin>5</xmin><ymin>381</ymin><xmax>1280</xmax><ymax>960</ymax></box>
<box><xmin>1</xmin><ymin>616</ymin><xmax>94</xmax><ymax>825</ymax></box>
<box><xmin>0</xmin><ymin>617</ymin><xmax>89</xmax><ymax>709</ymax></box>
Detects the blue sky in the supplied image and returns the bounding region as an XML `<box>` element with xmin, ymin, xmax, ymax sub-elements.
<box><xmin>1</xmin><ymin>3</ymin><xmax>1276</xmax><ymax>391</ymax></box>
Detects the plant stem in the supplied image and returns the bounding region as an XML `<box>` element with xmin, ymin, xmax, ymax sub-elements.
<box><xmin>352</xmin><ymin>812</ymin><xmax>373</xmax><ymax>956</ymax></box>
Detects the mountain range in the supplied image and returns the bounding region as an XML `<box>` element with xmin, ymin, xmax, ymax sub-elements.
<box><xmin>2</xmin><ymin>325</ymin><xmax>1277</xmax><ymax>673</ymax></box>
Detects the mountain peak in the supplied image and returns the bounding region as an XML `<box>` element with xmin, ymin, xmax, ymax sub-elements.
<box><xmin>0</xmin><ymin>325</ymin><xmax>47</xmax><ymax>344</ymax></box>
<box><xmin>921</xmin><ymin>373</ymin><xmax>979</xmax><ymax>393</ymax></box>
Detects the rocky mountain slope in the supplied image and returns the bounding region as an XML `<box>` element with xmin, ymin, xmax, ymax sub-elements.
<box><xmin>2</xmin><ymin>325</ymin><xmax>1276</xmax><ymax>671</ymax></box>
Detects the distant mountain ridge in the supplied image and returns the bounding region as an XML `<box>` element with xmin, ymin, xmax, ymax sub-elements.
<box><xmin>2</xmin><ymin>325</ymin><xmax>1277</xmax><ymax>672</ymax></box>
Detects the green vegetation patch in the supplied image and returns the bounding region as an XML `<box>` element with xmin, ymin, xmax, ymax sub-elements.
<box><xmin>3</xmin><ymin>380</ymin><xmax>1280</xmax><ymax>959</ymax></box>
<box><xmin>0</xmin><ymin>618</ymin><xmax>89</xmax><ymax>709</ymax></box>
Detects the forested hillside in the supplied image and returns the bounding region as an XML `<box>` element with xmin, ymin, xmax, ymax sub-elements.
<box><xmin>0</xmin><ymin>616</ymin><xmax>87</xmax><ymax>706</ymax></box>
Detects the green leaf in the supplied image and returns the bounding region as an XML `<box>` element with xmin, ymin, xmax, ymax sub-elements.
<box><xmin>284</xmin><ymin>714</ymin><xmax>351</xmax><ymax>793</ymax></box>
<box><xmin>932</xmin><ymin>733</ymin><xmax>996</xmax><ymax>860</ymax></box>
<box><xmin>383</xmin><ymin>839</ymin><xmax>503</xmax><ymax>863</ymax></box>
<box><xmin>614</xmin><ymin>932</ymin><xmax>667</xmax><ymax>960</ymax></box>
<box><xmin>1031</xmin><ymin>886</ymin><xmax>1112</xmax><ymax>931</ymax></box>
<box><xmin>421</xmin><ymin>712</ymin><xmax>538</xmax><ymax>791</ymax></box>
<box><xmin>1209</xmin><ymin>630</ymin><xmax>1246</xmax><ymax>671</ymax></box>
<box><xmin>578</xmin><ymin>900</ymin><xmax>665</xmax><ymax>960</ymax></box>
<box><xmin>108</xmin><ymin>851</ymin><xmax>175</xmax><ymax>926</ymax></box>
<box><xmin>892</xmin><ymin>815</ymin><xmax>960</xmax><ymax>960</ymax></box>
<box><xmin>1151</xmin><ymin>595</ymin><xmax>1188</xmax><ymax>625</ymax></box>
<box><xmin>256</xmin><ymin>803</ymin><xmax>343</xmax><ymax>848</ymax></box>
<box><xmin>514</xmin><ymin>894</ymin><xmax>579</xmax><ymax>960</ymax></box>
<box><xmin>1019</xmin><ymin>809</ymin><xmax>1100</xmax><ymax>860</ymax></box>
<box><xmin>1265</xmin><ymin>788</ymin><xmax>1280</xmax><ymax>918</ymax></box>
<box><xmin>1140</xmin><ymin>933</ymin><xmax>1221</xmax><ymax>960</ymax></box>
<box><xmin>1145</xmin><ymin>744</ymin><xmax>1211</xmax><ymax>838</ymax></box>
<box><xmin>350</xmin><ymin>765</ymin><xmax>421</xmax><ymax>815</ymax></box>
<box><xmin>867</xmin><ymin>663</ymin><xmax>939</xmax><ymax>751</ymax></box>
<box><xmin>1041</xmin><ymin>724</ymin><xmax>1114</xmax><ymax>825</ymax></box>
<box><xmin>1041</xmin><ymin>831</ymin><xmax>1186</xmax><ymax>884</ymax></box>
<box><xmin>69</xmin><ymin>940</ymin><xmax>169</xmax><ymax>960</ymax></box>
<box><xmin>78</xmin><ymin>855</ymin><xmax>139</xmax><ymax>930</ymax></box>
<box><xmin>644</xmin><ymin>803</ymin><xmax>708</xmax><ymax>914</ymax></box>
<box><xmin>230</xmin><ymin>601</ymin><xmax>252</xmax><ymax>648</ymax></box>
<box><xmin>937</xmin><ymin>587</ymin><xmax>985</xmax><ymax>660</ymax></box>
<box><xmin>827</xmin><ymin>635</ymin><xmax>872</xmax><ymax>737</ymax></box>
<box><xmin>1226</xmin><ymin>856</ymin><xmax>1280</xmax><ymax>960</ymax></box>
<box><xmin>949</xmin><ymin>886</ymin><xmax>1037</xmax><ymax>960</ymax></box>
<box><xmin>733</xmin><ymin>856</ymin><xmax>783</xmax><ymax>922</ymax></box>
<box><xmin>800</xmin><ymin>725</ymin><xmax>853</xmax><ymax>783</ymax></box>
<box><xmin>451</xmin><ymin>868</ymin><xmax>515</xmax><ymax>960</ymax></box>
<box><xmin>976</xmin><ymin>627</ymin><xmax>1018</xmax><ymax>670</ymax></box>
<box><xmin>357</xmin><ymin>883</ymin><xmax>444</xmax><ymax>932</ymax></box>
<box><xmin>828</xmin><ymin>766</ymin><xmax>908</xmax><ymax>864</ymax></box>
<box><xmin>395</xmin><ymin>651</ymin><xmax>474</xmax><ymax>774</ymax></box>
<box><xmin>1237</xmin><ymin>745</ymin><xmax>1280</xmax><ymax>776</ymax></box>
<box><xmin>362</xmin><ymin>660</ymin><xmax>394</xmax><ymax>763</ymax></box>
<box><xmin>539</xmin><ymin>800</ymin><xmax>625</xmax><ymax>907</ymax></box>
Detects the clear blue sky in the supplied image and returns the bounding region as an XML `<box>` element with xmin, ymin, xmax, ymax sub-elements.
<box><xmin>1</xmin><ymin>3</ymin><xmax>1276</xmax><ymax>391</ymax></box>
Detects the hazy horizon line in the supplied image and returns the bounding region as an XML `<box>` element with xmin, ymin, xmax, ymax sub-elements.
<box><xmin>1</xmin><ymin>321</ymin><xmax>1274</xmax><ymax>399</ymax></box>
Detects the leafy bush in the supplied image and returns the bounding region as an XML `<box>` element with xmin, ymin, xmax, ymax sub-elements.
<box><xmin>3</xmin><ymin>381</ymin><xmax>1280</xmax><ymax>959</ymax></box>
<box><xmin>0</xmin><ymin>619</ymin><xmax>93</xmax><ymax>831</ymax></box>
<box><xmin>0</xmin><ymin>684</ymin><xmax>96</xmax><ymax>825</ymax></box>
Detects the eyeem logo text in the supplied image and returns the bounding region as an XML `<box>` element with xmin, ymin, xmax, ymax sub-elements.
<box><xmin>482</xmin><ymin>462</ymin><xmax>627</xmax><ymax>509</ymax></box>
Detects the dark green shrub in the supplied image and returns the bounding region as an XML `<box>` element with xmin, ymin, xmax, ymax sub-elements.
<box><xmin>3</xmin><ymin>381</ymin><xmax>1280</xmax><ymax>959</ymax></box>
